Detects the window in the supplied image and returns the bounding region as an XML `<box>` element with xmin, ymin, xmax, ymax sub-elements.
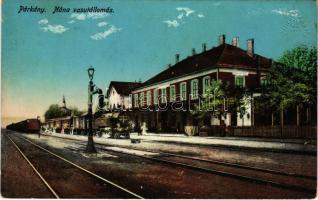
<box><xmin>191</xmin><ymin>79</ymin><xmax>198</xmax><ymax>99</ymax></box>
<box><xmin>154</xmin><ymin>89</ymin><xmax>158</xmax><ymax>104</ymax></box>
<box><xmin>134</xmin><ymin>94</ymin><xmax>138</xmax><ymax>107</ymax></box>
<box><xmin>129</xmin><ymin>94</ymin><xmax>132</xmax><ymax>108</ymax></box>
<box><xmin>146</xmin><ymin>91</ymin><xmax>151</xmax><ymax>106</ymax></box>
<box><xmin>180</xmin><ymin>82</ymin><xmax>187</xmax><ymax>100</ymax></box>
<box><xmin>161</xmin><ymin>88</ymin><xmax>167</xmax><ymax>103</ymax></box>
<box><xmin>170</xmin><ymin>85</ymin><xmax>176</xmax><ymax>102</ymax></box>
<box><xmin>260</xmin><ymin>76</ymin><xmax>269</xmax><ymax>86</ymax></box>
<box><xmin>235</xmin><ymin>76</ymin><xmax>245</xmax><ymax>87</ymax></box>
<box><xmin>203</xmin><ymin>76</ymin><xmax>211</xmax><ymax>95</ymax></box>
<box><xmin>140</xmin><ymin>92</ymin><xmax>144</xmax><ymax>106</ymax></box>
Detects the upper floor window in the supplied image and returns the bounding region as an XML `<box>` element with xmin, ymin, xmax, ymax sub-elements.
<box><xmin>134</xmin><ymin>94</ymin><xmax>138</xmax><ymax>107</ymax></box>
<box><xmin>170</xmin><ymin>85</ymin><xmax>176</xmax><ymax>102</ymax></box>
<box><xmin>154</xmin><ymin>89</ymin><xmax>158</xmax><ymax>104</ymax></box>
<box><xmin>139</xmin><ymin>92</ymin><xmax>144</xmax><ymax>106</ymax></box>
<box><xmin>146</xmin><ymin>91</ymin><xmax>151</xmax><ymax>106</ymax></box>
<box><xmin>161</xmin><ymin>88</ymin><xmax>167</xmax><ymax>103</ymax></box>
<box><xmin>202</xmin><ymin>76</ymin><xmax>211</xmax><ymax>95</ymax></box>
<box><xmin>235</xmin><ymin>76</ymin><xmax>245</xmax><ymax>88</ymax></box>
<box><xmin>180</xmin><ymin>82</ymin><xmax>187</xmax><ymax>100</ymax></box>
<box><xmin>260</xmin><ymin>76</ymin><xmax>269</xmax><ymax>86</ymax></box>
<box><xmin>191</xmin><ymin>79</ymin><xmax>198</xmax><ymax>99</ymax></box>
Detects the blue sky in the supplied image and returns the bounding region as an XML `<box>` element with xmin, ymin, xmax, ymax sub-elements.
<box><xmin>2</xmin><ymin>0</ymin><xmax>317</xmax><ymax>121</ymax></box>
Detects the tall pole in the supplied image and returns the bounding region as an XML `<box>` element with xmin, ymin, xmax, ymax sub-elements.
<box><xmin>86</xmin><ymin>80</ymin><xmax>97</xmax><ymax>153</ymax></box>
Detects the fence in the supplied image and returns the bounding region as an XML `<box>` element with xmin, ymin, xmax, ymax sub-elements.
<box><xmin>226</xmin><ymin>125</ymin><xmax>317</xmax><ymax>139</ymax></box>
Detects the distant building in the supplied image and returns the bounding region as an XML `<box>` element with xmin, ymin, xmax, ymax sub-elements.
<box><xmin>106</xmin><ymin>81</ymin><xmax>142</xmax><ymax>111</ymax></box>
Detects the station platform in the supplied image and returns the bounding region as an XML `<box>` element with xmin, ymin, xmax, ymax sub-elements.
<box><xmin>41</xmin><ymin>131</ymin><xmax>316</xmax><ymax>154</ymax></box>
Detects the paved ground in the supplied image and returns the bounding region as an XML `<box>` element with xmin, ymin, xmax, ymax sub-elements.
<box><xmin>2</xmin><ymin>130</ymin><xmax>316</xmax><ymax>198</ymax></box>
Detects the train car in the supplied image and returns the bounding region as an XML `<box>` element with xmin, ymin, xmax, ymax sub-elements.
<box><xmin>6</xmin><ymin>118</ymin><xmax>41</xmax><ymax>133</ymax></box>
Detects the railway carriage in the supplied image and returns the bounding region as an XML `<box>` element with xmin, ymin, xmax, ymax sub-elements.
<box><xmin>6</xmin><ymin>118</ymin><xmax>41</xmax><ymax>133</ymax></box>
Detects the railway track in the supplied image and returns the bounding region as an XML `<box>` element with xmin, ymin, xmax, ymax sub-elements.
<box><xmin>6</xmin><ymin>134</ymin><xmax>144</xmax><ymax>199</ymax></box>
<box><xmin>39</xmin><ymin>133</ymin><xmax>316</xmax><ymax>195</ymax></box>
<box><xmin>95</xmin><ymin>144</ymin><xmax>316</xmax><ymax>194</ymax></box>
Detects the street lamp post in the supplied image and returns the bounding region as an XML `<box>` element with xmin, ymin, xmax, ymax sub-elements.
<box><xmin>86</xmin><ymin>66</ymin><xmax>97</xmax><ymax>153</ymax></box>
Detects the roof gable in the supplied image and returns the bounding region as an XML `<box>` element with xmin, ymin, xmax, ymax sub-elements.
<box><xmin>107</xmin><ymin>81</ymin><xmax>142</xmax><ymax>96</ymax></box>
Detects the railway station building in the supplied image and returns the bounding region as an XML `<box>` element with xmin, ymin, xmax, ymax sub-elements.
<box><xmin>110</xmin><ymin>35</ymin><xmax>274</xmax><ymax>135</ymax></box>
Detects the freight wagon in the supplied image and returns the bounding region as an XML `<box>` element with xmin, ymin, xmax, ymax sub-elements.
<box><xmin>6</xmin><ymin>118</ymin><xmax>41</xmax><ymax>133</ymax></box>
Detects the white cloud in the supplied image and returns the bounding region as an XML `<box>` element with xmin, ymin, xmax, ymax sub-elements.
<box><xmin>87</xmin><ymin>12</ymin><xmax>109</xmax><ymax>19</ymax></box>
<box><xmin>97</xmin><ymin>21</ymin><xmax>108</xmax><ymax>27</ymax></box>
<box><xmin>68</xmin><ymin>20</ymin><xmax>75</xmax><ymax>24</ymax></box>
<box><xmin>41</xmin><ymin>24</ymin><xmax>69</xmax><ymax>34</ymax></box>
<box><xmin>70</xmin><ymin>12</ymin><xmax>109</xmax><ymax>21</ymax></box>
<box><xmin>163</xmin><ymin>7</ymin><xmax>203</xmax><ymax>28</ymax></box>
<box><xmin>70</xmin><ymin>13</ymin><xmax>87</xmax><ymax>20</ymax></box>
<box><xmin>177</xmin><ymin>13</ymin><xmax>184</xmax><ymax>20</ymax></box>
<box><xmin>38</xmin><ymin>18</ymin><xmax>48</xmax><ymax>25</ymax></box>
<box><xmin>90</xmin><ymin>25</ymin><xmax>121</xmax><ymax>40</ymax></box>
<box><xmin>163</xmin><ymin>20</ymin><xmax>179</xmax><ymax>28</ymax></box>
<box><xmin>176</xmin><ymin>7</ymin><xmax>195</xmax><ymax>16</ymax></box>
<box><xmin>272</xmin><ymin>9</ymin><xmax>299</xmax><ymax>17</ymax></box>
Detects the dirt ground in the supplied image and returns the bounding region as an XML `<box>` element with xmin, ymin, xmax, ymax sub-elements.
<box><xmin>1</xmin><ymin>130</ymin><xmax>316</xmax><ymax>198</ymax></box>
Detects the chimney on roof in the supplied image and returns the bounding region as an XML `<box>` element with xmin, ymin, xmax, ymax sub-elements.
<box><xmin>247</xmin><ymin>39</ymin><xmax>254</xmax><ymax>56</ymax></box>
<box><xmin>202</xmin><ymin>43</ymin><xmax>207</xmax><ymax>52</ymax></box>
<box><xmin>167</xmin><ymin>64</ymin><xmax>172</xmax><ymax>68</ymax></box>
<box><xmin>175</xmin><ymin>54</ymin><xmax>180</xmax><ymax>63</ymax></box>
<box><xmin>219</xmin><ymin>34</ymin><xmax>226</xmax><ymax>45</ymax></box>
<box><xmin>192</xmin><ymin>48</ymin><xmax>196</xmax><ymax>55</ymax></box>
<box><xmin>232</xmin><ymin>37</ymin><xmax>239</xmax><ymax>47</ymax></box>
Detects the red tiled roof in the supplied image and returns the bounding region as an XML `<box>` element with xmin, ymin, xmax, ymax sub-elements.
<box><xmin>107</xmin><ymin>81</ymin><xmax>142</xmax><ymax>96</ymax></box>
<box><xmin>138</xmin><ymin>43</ymin><xmax>272</xmax><ymax>89</ymax></box>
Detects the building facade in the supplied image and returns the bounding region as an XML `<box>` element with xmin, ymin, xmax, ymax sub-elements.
<box><xmin>127</xmin><ymin>35</ymin><xmax>273</xmax><ymax>135</ymax></box>
<box><xmin>106</xmin><ymin>81</ymin><xmax>142</xmax><ymax>111</ymax></box>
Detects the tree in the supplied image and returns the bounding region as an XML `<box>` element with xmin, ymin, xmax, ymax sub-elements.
<box><xmin>277</xmin><ymin>46</ymin><xmax>316</xmax><ymax>126</ymax></box>
<box><xmin>191</xmin><ymin>79</ymin><xmax>249</xmax><ymax>125</ymax></box>
<box><xmin>258</xmin><ymin>46</ymin><xmax>316</xmax><ymax>131</ymax></box>
<box><xmin>277</xmin><ymin>46</ymin><xmax>317</xmax><ymax>106</ymax></box>
<box><xmin>44</xmin><ymin>104</ymin><xmax>84</xmax><ymax>120</ymax></box>
<box><xmin>277</xmin><ymin>46</ymin><xmax>317</xmax><ymax>74</ymax></box>
<box><xmin>191</xmin><ymin>80</ymin><xmax>226</xmax><ymax>127</ymax></box>
<box><xmin>44</xmin><ymin>104</ymin><xmax>70</xmax><ymax>120</ymax></box>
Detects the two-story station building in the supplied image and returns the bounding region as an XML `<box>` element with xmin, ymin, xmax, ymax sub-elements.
<box><xmin>127</xmin><ymin>35</ymin><xmax>272</xmax><ymax>135</ymax></box>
